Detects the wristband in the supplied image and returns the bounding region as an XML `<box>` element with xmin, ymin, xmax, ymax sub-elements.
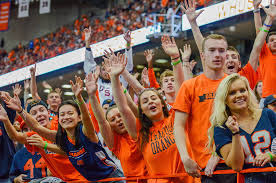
<box><xmin>253</xmin><ymin>8</ymin><xmax>260</xmax><ymax>13</ymax></box>
<box><xmin>44</xmin><ymin>141</ymin><xmax>48</xmax><ymax>151</ymax></box>
<box><xmin>171</xmin><ymin>56</ymin><xmax>180</xmax><ymax>61</ymax></box>
<box><xmin>126</xmin><ymin>42</ymin><xmax>131</xmax><ymax>47</ymax></box>
<box><xmin>123</xmin><ymin>89</ymin><xmax>127</xmax><ymax>93</ymax></box>
<box><xmin>259</xmin><ymin>27</ymin><xmax>269</xmax><ymax>33</ymax></box>
<box><xmin>171</xmin><ymin>59</ymin><xmax>181</xmax><ymax>66</ymax></box>
<box><xmin>232</xmin><ymin>131</ymin><xmax>240</xmax><ymax>136</ymax></box>
<box><xmin>18</xmin><ymin>107</ymin><xmax>23</xmax><ymax>114</ymax></box>
<box><xmin>267</xmin><ymin>152</ymin><xmax>273</xmax><ymax>161</ymax></box>
<box><xmin>264</xmin><ymin>23</ymin><xmax>272</xmax><ymax>27</ymax></box>
<box><xmin>74</xmin><ymin>99</ymin><xmax>84</xmax><ymax>106</ymax></box>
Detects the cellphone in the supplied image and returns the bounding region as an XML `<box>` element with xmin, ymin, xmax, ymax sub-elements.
<box><xmin>22</xmin><ymin>177</ymin><xmax>32</xmax><ymax>181</ymax></box>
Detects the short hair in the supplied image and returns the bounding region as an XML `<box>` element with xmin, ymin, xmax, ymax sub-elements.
<box><xmin>202</xmin><ymin>34</ymin><xmax>227</xmax><ymax>52</ymax></box>
<box><xmin>267</xmin><ymin>31</ymin><xmax>276</xmax><ymax>42</ymax></box>
<box><xmin>47</xmin><ymin>90</ymin><xmax>62</xmax><ymax>100</ymax></box>
<box><xmin>227</xmin><ymin>46</ymin><xmax>241</xmax><ymax>61</ymax></box>
<box><xmin>159</xmin><ymin>69</ymin><xmax>173</xmax><ymax>87</ymax></box>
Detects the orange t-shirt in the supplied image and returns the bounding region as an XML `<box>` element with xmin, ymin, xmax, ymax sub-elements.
<box><xmin>136</xmin><ymin>113</ymin><xmax>195</xmax><ymax>183</ymax></box>
<box><xmin>238</xmin><ymin>62</ymin><xmax>258</xmax><ymax>90</ymax></box>
<box><xmin>111</xmin><ymin>133</ymin><xmax>147</xmax><ymax>178</ymax></box>
<box><xmin>259</xmin><ymin>42</ymin><xmax>276</xmax><ymax>97</ymax></box>
<box><xmin>173</xmin><ymin>73</ymin><xmax>227</xmax><ymax>169</ymax></box>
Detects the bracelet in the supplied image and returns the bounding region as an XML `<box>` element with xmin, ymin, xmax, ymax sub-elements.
<box><xmin>171</xmin><ymin>59</ymin><xmax>181</xmax><ymax>66</ymax></box>
<box><xmin>264</xmin><ymin>23</ymin><xmax>272</xmax><ymax>27</ymax></box>
<box><xmin>171</xmin><ymin>56</ymin><xmax>180</xmax><ymax>61</ymax></box>
<box><xmin>74</xmin><ymin>98</ymin><xmax>84</xmax><ymax>106</ymax></box>
<box><xmin>18</xmin><ymin>107</ymin><xmax>23</xmax><ymax>114</ymax></box>
<box><xmin>259</xmin><ymin>27</ymin><xmax>269</xmax><ymax>33</ymax></box>
<box><xmin>253</xmin><ymin>8</ymin><xmax>260</xmax><ymax>13</ymax></box>
<box><xmin>123</xmin><ymin>89</ymin><xmax>127</xmax><ymax>94</ymax></box>
<box><xmin>232</xmin><ymin>131</ymin><xmax>240</xmax><ymax>136</ymax></box>
<box><xmin>126</xmin><ymin>42</ymin><xmax>131</xmax><ymax>47</ymax></box>
<box><xmin>44</xmin><ymin>141</ymin><xmax>48</xmax><ymax>151</ymax></box>
<box><xmin>267</xmin><ymin>152</ymin><xmax>274</xmax><ymax>161</ymax></box>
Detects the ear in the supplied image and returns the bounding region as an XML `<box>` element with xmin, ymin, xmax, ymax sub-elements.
<box><xmin>238</xmin><ymin>61</ymin><xmax>241</xmax><ymax>68</ymax></box>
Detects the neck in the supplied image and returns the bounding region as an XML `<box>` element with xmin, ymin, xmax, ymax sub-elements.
<box><xmin>66</xmin><ymin>128</ymin><xmax>75</xmax><ymax>140</ymax></box>
<box><xmin>151</xmin><ymin>113</ymin><xmax>165</xmax><ymax>123</ymax></box>
<box><xmin>230</xmin><ymin>108</ymin><xmax>251</xmax><ymax>121</ymax></box>
<box><xmin>165</xmin><ymin>92</ymin><xmax>175</xmax><ymax>104</ymax></box>
<box><xmin>204</xmin><ymin>69</ymin><xmax>225</xmax><ymax>80</ymax></box>
<box><xmin>50</xmin><ymin>106</ymin><xmax>58</xmax><ymax>112</ymax></box>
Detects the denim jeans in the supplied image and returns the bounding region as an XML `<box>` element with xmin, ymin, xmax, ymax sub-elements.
<box><xmin>244</xmin><ymin>172</ymin><xmax>276</xmax><ymax>183</ymax></box>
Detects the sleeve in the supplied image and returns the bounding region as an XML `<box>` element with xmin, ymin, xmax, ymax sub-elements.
<box><xmin>260</xmin><ymin>42</ymin><xmax>269</xmax><ymax>61</ymax></box>
<box><xmin>125</xmin><ymin>48</ymin><xmax>133</xmax><ymax>73</ymax></box>
<box><xmin>148</xmin><ymin>68</ymin><xmax>160</xmax><ymax>89</ymax></box>
<box><xmin>9</xmin><ymin>154</ymin><xmax>21</xmax><ymax>183</ymax></box>
<box><xmin>110</xmin><ymin>133</ymin><xmax>120</xmax><ymax>156</ymax></box>
<box><xmin>172</xmin><ymin>80</ymin><xmax>192</xmax><ymax>114</ymax></box>
<box><xmin>214</xmin><ymin>126</ymin><xmax>232</xmax><ymax>158</ymax></box>
<box><xmin>266</xmin><ymin>108</ymin><xmax>276</xmax><ymax>134</ymax></box>
<box><xmin>2</xmin><ymin>101</ymin><xmax>16</xmax><ymax>124</ymax></box>
<box><xmin>238</xmin><ymin>63</ymin><xmax>258</xmax><ymax>90</ymax></box>
<box><xmin>83</xmin><ymin>48</ymin><xmax>97</xmax><ymax>74</ymax></box>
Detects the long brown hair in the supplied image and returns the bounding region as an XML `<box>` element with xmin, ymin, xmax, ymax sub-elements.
<box><xmin>137</xmin><ymin>88</ymin><xmax>169</xmax><ymax>150</ymax></box>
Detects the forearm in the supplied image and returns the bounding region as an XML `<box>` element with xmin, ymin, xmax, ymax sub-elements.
<box><xmin>226</xmin><ymin>135</ymin><xmax>244</xmax><ymax>171</ymax></box>
<box><xmin>253</xmin><ymin>10</ymin><xmax>262</xmax><ymax>35</ymax></box>
<box><xmin>122</xmin><ymin>69</ymin><xmax>145</xmax><ymax>94</ymax></box>
<box><xmin>83</xmin><ymin>49</ymin><xmax>97</xmax><ymax>74</ymax></box>
<box><xmin>2</xmin><ymin>119</ymin><xmax>26</xmax><ymax>144</ymax></box>
<box><xmin>111</xmin><ymin>75</ymin><xmax>137</xmax><ymax>139</ymax></box>
<box><xmin>190</xmin><ymin>21</ymin><xmax>204</xmax><ymax>54</ymax></box>
<box><xmin>46</xmin><ymin>143</ymin><xmax>67</xmax><ymax>156</ymax></box>
<box><xmin>18</xmin><ymin>110</ymin><xmax>56</xmax><ymax>142</ymax></box>
<box><xmin>30</xmin><ymin>75</ymin><xmax>41</xmax><ymax>101</ymax></box>
<box><xmin>89</xmin><ymin>95</ymin><xmax>114</xmax><ymax>148</ymax></box>
<box><xmin>23</xmin><ymin>89</ymin><xmax>30</xmax><ymax>106</ymax></box>
<box><xmin>183</xmin><ymin>63</ymin><xmax>193</xmax><ymax>81</ymax></box>
<box><xmin>172</xmin><ymin>60</ymin><xmax>184</xmax><ymax>93</ymax></box>
<box><xmin>174</xmin><ymin>121</ymin><xmax>191</xmax><ymax>162</ymax></box>
<box><xmin>148</xmin><ymin>68</ymin><xmax>160</xmax><ymax>89</ymax></box>
<box><xmin>125</xmin><ymin>48</ymin><xmax>134</xmax><ymax>72</ymax></box>
<box><xmin>124</xmin><ymin>89</ymin><xmax>139</xmax><ymax>118</ymax></box>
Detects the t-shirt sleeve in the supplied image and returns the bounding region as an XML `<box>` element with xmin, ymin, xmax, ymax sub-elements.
<box><xmin>214</xmin><ymin>126</ymin><xmax>232</xmax><ymax>158</ymax></box>
<box><xmin>260</xmin><ymin>42</ymin><xmax>269</xmax><ymax>60</ymax></box>
<box><xmin>238</xmin><ymin>62</ymin><xmax>258</xmax><ymax>90</ymax></box>
<box><xmin>173</xmin><ymin>80</ymin><xmax>192</xmax><ymax>114</ymax></box>
<box><xmin>148</xmin><ymin>68</ymin><xmax>160</xmax><ymax>89</ymax></box>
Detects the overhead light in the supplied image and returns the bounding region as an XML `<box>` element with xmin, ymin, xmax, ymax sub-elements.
<box><xmin>77</xmin><ymin>70</ymin><xmax>82</xmax><ymax>75</ymax></box>
<box><xmin>155</xmin><ymin>59</ymin><xmax>168</xmax><ymax>64</ymax></box>
<box><xmin>28</xmin><ymin>94</ymin><xmax>32</xmax><ymax>97</ymax></box>
<box><xmin>59</xmin><ymin>76</ymin><xmax>63</xmax><ymax>80</ymax></box>
<box><xmin>229</xmin><ymin>26</ymin><xmax>236</xmax><ymax>32</ymax></box>
<box><xmin>153</xmin><ymin>67</ymin><xmax>160</xmax><ymax>71</ymax></box>
<box><xmin>64</xmin><ymin>92</ymin><xmax>74</xmax><ymax>96</ymax></box>
<box><xmin>62</xmin><ymin>84</ymin><xmax>71</xmax><ymax>89</ymax></box>
<box><xmin>44</xmin><ymin>89</ymin><xmax>50</xmax><ymax>93</ymax></box>
<box><xmin>136</xmin><ymin>65</ymin><xmax>145</xmax><ymax>69</ymax></box>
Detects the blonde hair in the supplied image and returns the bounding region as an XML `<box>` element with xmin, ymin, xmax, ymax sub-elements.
<box><xmin>160</xmin><ymin>69</ymin><xmax>174</xmax><ymax>87</ymax></box>
<box><xmin>207</xmin><ymin>74</ymin><xmax>258</xmax><ymax>150</ymax></box>
<box><xmin>202</xmin><ymin>34</ymin><xmax>227</xmax><ymax>52</ymax></box>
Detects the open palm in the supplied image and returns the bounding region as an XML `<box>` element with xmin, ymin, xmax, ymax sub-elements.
<box><xmin>85</xmin><ymin>72</ymin><xmax>98</xmax><ymax>96</ymax></box>
<box><xmin>0</xmin><ymin>92</ymin><xmax>22</xmax><ymax>112</ymax></box>
<box><xmin>161</xmin><ymin>35</ymin><xmax>179</xmax><ymax>57</ymax></box>
<box><xmin>181</xmin><ymin>0</ymin><xmax>204</xmax><ymax>22</ymax></box>
<box><xmin>262</xmin><ymin>1</ymin><xmax>276</xmax><ymax>18</ymax></box>
<box><xmin>70</xmin><ymin>76</ymin><xmax>83</xmax><ymax>98</ymax></box>
<box><xmin>83</xmin><ymin>26</ymin><xmax>92</xmax><ymax>42</ymax></box>
<box><xmin>110</xmin><ymin>53</ymin><xmax>127</xmax><ymax>77</ymax></box>
<box><xmin>0</xmin><ymin>104</ymin><xmax>8</xmax><ymax>121</ymax></box>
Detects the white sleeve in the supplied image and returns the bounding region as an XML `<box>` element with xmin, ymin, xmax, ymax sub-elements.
<box><xmin>125</xmin><ymin>48</ymin><xmax>133</xmax><ymax>73</ymax></box>
<box><xmin>83</xmin><ymin>48</ymin><xmax>97</xmax><ymax>74</ymax></box>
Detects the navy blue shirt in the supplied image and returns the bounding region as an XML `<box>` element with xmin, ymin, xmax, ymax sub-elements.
<box><xmin>214</xmin><ymin>108</ymin><xmax>276</xmax><ymax>169</ymax></box>
<box><xmin>9</xmin><ymin>147</ymin><xmax>47</xmax><ymax>182</ymax></box>
<box><xmin>0</xmin><ymin>103</ymin><xmax>16</xmax><ymax>179</ymax></box>
<box><xmin>65</xmin><ymin>124</ymin><xmax>116</xmax><ymax>181</ymax></box>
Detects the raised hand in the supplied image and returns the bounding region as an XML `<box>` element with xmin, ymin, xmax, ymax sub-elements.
<box><xmin>141</xmin><ymin>67</ymin><xmax>150</xmax><ymax>88</ymax></box>
<box><xmin>225</xmin><ymin>116</ymin><xmax>239</xmax><ymax>133</ymax></box>
<box><xmin>42</xmin><ymin>81</ymin><xmax>52</xmax><ymax>89</ymax></box>
<box><xmin>24</xmin><ymin>79</ymin><xmax>30</xmax><ymax>90</ymax></box>
<box><xmin>29</xmin><ymin>64</ymin><xmax>36</xmax><ymax>77</ymax></box>
<box><xmin>261</xmin><ymin>0</ymin><xmax>276</xmax><ymax>18</ymax></box>
<box><xmin>181</xmin><ymin>0</ymin><xmax>204</xmax><ymax>22</ymax></box>
<box><xmin>161</xmin><ymin>35</ymin><xmax>180</xmax><ymax>58</ymax></box>
<box><xmin>144</xmin><ymin>49</ymin><xmax>154</xmax><ymax>63</ymax></box>
<box><xmin>180</xmin><ymin>44</ymin><xmax>192</xmax><ymax>62</ymax></box>
<box><xmin>26</xmin><ymin>134</ymin><xmax>45</xmax><ymax>149</ymax></box>
<box><xmin>12</xmin><ymin>84</ymin><xmax>22</xmax><ymax>97</ymax></box>
<box><xmin>55</xmin><ymin>88</ymin><xmax>62</xmax><ymax>96</ymax></box>
<box><xmin>70</xmin><ymin>76</ymin><xmax>83</xmax><ymax>98</ymax></box>
<box><xmin>0</xmin><ymin>92</ymin><xmax>22</xmax><ymax>112</ymax></box>
<box><xmin>0</xmin><ymin>104</ymin><xmax>8</xmax><ymax>122</ymax></box>
<box><xmin>123</xmin><ymin>30</ymin><xmax>131</xmax><ymax>45</ymax></box>
<box><xmin>83</xmin><ymin>26</ymin><xmax>92</xmax><ymax>42</ymax></box>
<box><xmin>253</xmin><ymin>0</ymin><xmax>262</xmax><ymax>9</ymax></box>
<box><xmin>104</xmin><ymin>52</ymin><xmax>127</xmax><ymax>77</ymax></box>
<box><xmin>85</xmin><ymin>72</ymin><xmax>99</xmax><ymax>96</ymax></box>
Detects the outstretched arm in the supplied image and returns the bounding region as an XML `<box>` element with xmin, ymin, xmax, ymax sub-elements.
<box><xmin>86</xmin><ymin>72</ymin><xmax>114</xmax><ymax>148</ymax></box>
<box><xmin>144</xmin><ymin>49</ymin><xmax>161</xmax><ymax>88</ymax></box>
<box><xmin>83</xmin><ymin>27</ymin><xmax>97</xmax><ymax>74</ymax></box>
<box><xmin>1</xmin><ymin>92</ymin><xmax>56</xmax><ymax>142</ymax></box>
<box><xmin>124</xmin><ymin>30</ymin><xmax>134</xmax><ymax>72</ymax></box>
<box><xmin>105</xmin><ymin>53</ymin><xmax>138</xmax><ymax>140</ymax></box>
<box><xmin>30</xmin><ymin>65</ymin><xmax>41</xmax><ymax>102</ymax></box>
<box><xmin>249</xmin><ymin>2</ymin><xmax>276</xmax><ymax>71</ymax></box>
<box><xmin>70</xmin><ymin>76</ymin><xmax>98</xmax><ymax>143</ymax></box>
<box><xmin>253</xmin><ymin>0</ymin><xmax>263</xmax><ymax>35</ymax></box>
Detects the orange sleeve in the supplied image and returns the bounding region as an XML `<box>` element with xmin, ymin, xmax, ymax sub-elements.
<box><xmin>173</xmin><ymin>80</ymin><xmax>193</xmax><ymax>114</ymax></box>
<box><xmin>88</xmin><ymin>90</ymin><xmax>100</xmax><ymax>133</ymax></box>
<box><xmin>148</xmin><ymin>68</ymin><xmax>160</xmax><ymax>89</ymax></box>
<box><xmin>260</xmin><ymin>42</ymin><xmax>269</xmax><ymax>60</ymax></box>
<box><xmin>110</xmin><ymin>133</ymin><xmax>120</xmax><ymax>156</ymax></box>
<box><xmin>238</xmin><ymin>62</ymin><xmax>258</xmax><ymax>90</ymax></box>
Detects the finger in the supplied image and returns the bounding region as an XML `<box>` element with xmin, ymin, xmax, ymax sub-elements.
<box><xmin>188</xmin><ymin>0</ymin><xmax>192</xmax><ymax>8</ymax></box>
<box><xmin>180</xmin><ymin>4</ymin><xmax>186</xmax><ymax>12</ymax></box>
<box><xmin>261</xmin><ymin>158</ymin><xmax>269</xmax><ymax>167</ymax></box>
<box><xmin>184</xmin><ymin>0</ymin><xmax>188</xmax><ymax>9</ymax></box>
<box><xmin>197</xmin><ymin>9</ymin><xmax>204</xmax><ymax>17</ymax></box>
<box><xmin>192</xmin><ymin>0</ymin><xmax>196</xmax><ymax>8</ymax></box>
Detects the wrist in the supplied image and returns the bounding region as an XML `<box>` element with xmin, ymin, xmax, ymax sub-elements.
<box><xmin>170</xmin><ymin>54</ymin><xmax>180</xmax><ymax>60</ymax></box>
<box><xmin>267</xmin><ymin>152</ymin><xmax>274</xmax><ymax>162</ymax></box>
<box><xmin>232</xmin><ymin>131</ymin><xmax>240</xmax><ymax>136</ymax></box>
<box><xmin>18</xmin><ymin>107</ymin><xmax>23</xmax><ymax>114</ymax></box>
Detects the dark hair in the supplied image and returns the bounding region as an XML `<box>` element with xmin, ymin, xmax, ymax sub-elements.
<box><xmin>267</xmin><ymin>31</ymin><xmax>276</xmax><ymax>42</ymax></box>
<box><xmin>137</xmin><ymin>88</ymin><xmax>169</xmax><ymax>150</ymax></box>
<box><xmin>55</xmin><ymin>100</ymin><xmax>82</xmax><ymax>152</ymax></box>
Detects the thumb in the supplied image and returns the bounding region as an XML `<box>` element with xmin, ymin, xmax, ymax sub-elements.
<box><xmin>197</xmin><ymin>9</ymin><xmax>204</xmax><ymax>17</ymax></box>
<box><xmin>232</xmin><ymin>115</ymin><xmax>237</xmax><ymax>122</ymax></box>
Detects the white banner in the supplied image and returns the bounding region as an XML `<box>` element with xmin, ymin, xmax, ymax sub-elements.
<box><xmin>18</xmin><ymin>0</ymin><xmax>30</xmax><ymax>18</ymax></box>
<box><xmin>39</xmin><ymin>0</ymin><xmax>50</xmax><ymax>14</ymax></box>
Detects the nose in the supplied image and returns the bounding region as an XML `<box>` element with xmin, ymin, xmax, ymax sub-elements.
<box><xmin>214</xmin><ymin>50</ymin><xmax>220</xmax><ymax>58</ymax></box>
